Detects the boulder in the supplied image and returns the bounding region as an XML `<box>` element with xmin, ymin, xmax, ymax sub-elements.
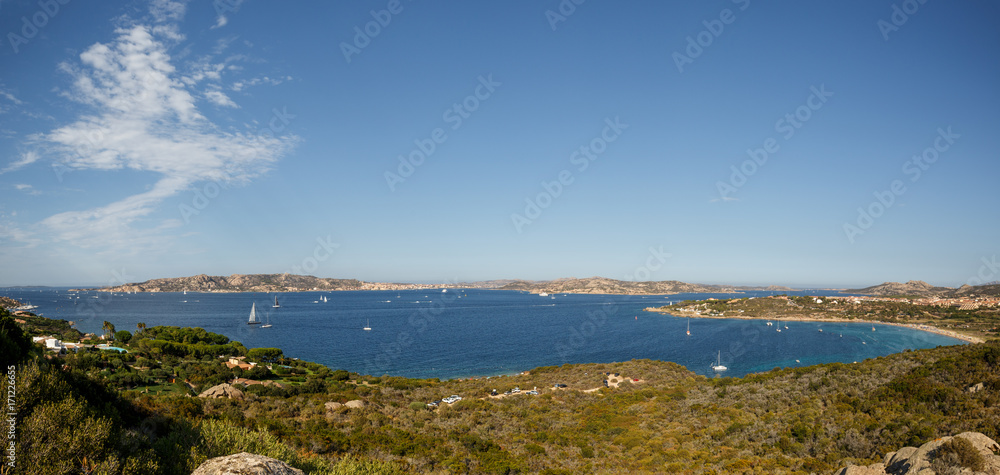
<box><xmin>834</xmin><ymin>463</ymin><xmax>886</xmax><ymax>475</ymax></box>
<box><xmin>191</xmin><ymin>452</ymin><xmax>303</xmax><ymax>475</ymax></box>
<box><xmin>968</xmin><ymin>382</ymin><xmax>985</xmax><ymax>393</ymax></box>
<box><xmin>883</xmin><ymin>446</ymin><xmax>917</xmax><ymax>473</ymax></box>
<box><xmin>344</xmin><ymin>399</ymin><xmax>365</xmax><ymax>409</ymax></box>
<box><xmin>324</xmin><ymin>401</ymin><xmax>343</xmax><ymax>412</ymax></box>
<box><xmin>198</xmin><ymin>383</ymin><xmax>244</xmax><ymax>399</ymax></box>
<box><xmin>837</xmin><ymin>431</ymin><xmax>1000</xmax><ymax>475</ymax></box>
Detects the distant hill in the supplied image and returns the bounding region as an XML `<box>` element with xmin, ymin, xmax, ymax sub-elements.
<box><xmin>846</xmin><ymin>280</ymin><xmax>952</xmax><ymax>296</ymax></box>
<box><xmin>78</xmin><ymin>273</ymin><xmax>796</xmax><ymax>295</ymax></box>
<box><xmin>952</xmin><ymin>283</ymin><xmax>1000</xmax><ymax>298</ymax></box>
<box><xmin>498</xmin><ymin>277</ymin><xmax>794</xmax><ymax>295</ymax></box>
<box><xmin>79</xmin><ymin>273</ymin><xmax>428</xmax><ymax>293</ymax></box>
<box><xmin>847</xmin><ymin>280</ymin><xmax>1000</xmax><ymax>298</ymax></box>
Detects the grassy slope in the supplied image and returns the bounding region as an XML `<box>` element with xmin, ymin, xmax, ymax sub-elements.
<box><xmin>11</xmin><ymin>306</ymin><xmax>1000</xmax><ymax>474</ymax></box>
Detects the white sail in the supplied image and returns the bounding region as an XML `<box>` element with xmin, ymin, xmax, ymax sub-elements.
<box><xmin>248</xmin><ymin>302</ymin><xmax>260</xmax><ymax>324</ymax></box>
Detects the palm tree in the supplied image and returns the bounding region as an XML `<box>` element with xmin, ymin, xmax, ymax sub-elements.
<box><xmin>136</xmin><ymin>322</ymin><xmax>146</xmax><ymax>335</ymax></box>
<box><xmin>102</xmin><ymin>321</ymin><xmax>116</xmax><ymax>341</ymax></box>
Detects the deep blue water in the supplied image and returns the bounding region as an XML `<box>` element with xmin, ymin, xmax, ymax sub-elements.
<box><xmin>3</xmin><ymin>288</ymin><xmax>964</xmax><ymax>380</ymax></box>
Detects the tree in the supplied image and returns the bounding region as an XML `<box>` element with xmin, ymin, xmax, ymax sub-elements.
<box><xmin>102</xmin><ymin>321</ymin><xmax>116</xmax><ymax>341</ymax></box>
<box><xmin>0</xmin><ymin>309</ymin><xmax>32</xmax><ymax>367</ymax></box>
<box><xmin>136</xmin><ymin>322</ymin><xmax>146</xmax><ymax>335</ymax></box>
<box><xmin>247</xmin><ymin>347</ymin><xmax>283</xmax><ymax>364</ymax></box>
<box><xmin>114</xmin><ymin>330</ymin><xmax>132</xmax><ymax>345</ymax></box>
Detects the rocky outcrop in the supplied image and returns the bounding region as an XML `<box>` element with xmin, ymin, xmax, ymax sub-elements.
<box><xmin>835</xmin><ymin>431</ymin><xmax>1000</xmax><ymax>474</ymax></box>
<box><xmin>324</xmin><ymin>401</ymin><xmax>343</xmax><ymax>412</ymax></box>
<box><xmin>344</xmin><ymin>399</ymin><xmax>365</xmax><ymax>409</ymax></box>
<box><xmin>847</xmin><ymin>281</ymin><xmax>1000</xmax><ymax>298</ymax></box>
<box><xmin>0</xmin><ymin>297</ymin><xmax>24</xmax><ymax>309</ymax></box>
<box><xmin>846</xmin><ymin>280</ymin><xmax>952</xmax><ymax>297</ymax></box>
<box><xmin>198</xmin><ymin>383</ymin><xmax>244</xmax><ymax>399</ymax></box>
<box><xmin>191</xmin><ymin>452</ymin><xmax>302</xmax><ymax>475</ymax></box>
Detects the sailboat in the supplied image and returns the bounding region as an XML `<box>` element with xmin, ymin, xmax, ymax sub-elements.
<box><xmin>322</xmin><ymin>296</ymin><xmax>327</xmax><ymax>303</ymax></box>
<box><xmin>686</xmin><ymin>318</ymin><xmax>691</xmax><ymax>336</ymax></box>
<box><xmin>272</xmin><ymin>296</ymin><xmax>280</xmax><ymax>308</ymax></box>
<box><xmin>248</xmin><ymin>303</ymin><xmax>261</xmax><ymax>325</ymax></box>
<box><xmin>261</xmin><ymin>311</ymin><xmax>272</xmax><ymax>328</ymax></box>
<box><xmin>363</xmin><ymin>319</ymin><xmax>371</xmax><ymax>331</ymax></box>
<box><xmin>711</xmin><ymin>351</ymin><xmax>727</xmax><ymax>372</ymax></box>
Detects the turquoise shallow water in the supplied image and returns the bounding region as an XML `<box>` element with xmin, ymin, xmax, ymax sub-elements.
<box><xmin>4</xmin><ymin>288</ymin><xmax>964</xmax><ymax>380</ymax></box>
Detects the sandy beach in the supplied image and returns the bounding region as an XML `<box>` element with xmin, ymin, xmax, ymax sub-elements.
<box><xmin>645</xmin><ymin>307</ymin><xmax>986</xmax><ymax>344</ymax></box>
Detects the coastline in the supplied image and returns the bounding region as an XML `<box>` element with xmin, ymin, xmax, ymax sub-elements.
<box><xmin>644</xmin><ymin>307</ymin><xmax>986</xmax><ymax>344</ymax></box>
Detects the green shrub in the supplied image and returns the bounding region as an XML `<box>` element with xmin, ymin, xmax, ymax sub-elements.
<box><xmin>525</xmin><ymin>443</ymin><xmax>546</xmax><ymax>455</ymax></box>
<box><xmin>932</xmin><ymin>437</ymin><xmax>985</xmax><ymax>472</ymax></box>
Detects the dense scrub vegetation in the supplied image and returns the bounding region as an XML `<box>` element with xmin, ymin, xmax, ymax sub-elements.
<box><xmin>5</xmin><ymin>306</ymin><xmax>1000</xmax><ymax>473</ymax></box>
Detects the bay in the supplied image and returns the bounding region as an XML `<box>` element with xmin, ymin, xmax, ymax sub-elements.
<box><xmin>3</xmin><ymin>288</ymin><xmax>964</xmax><ymax>380</ymax></box>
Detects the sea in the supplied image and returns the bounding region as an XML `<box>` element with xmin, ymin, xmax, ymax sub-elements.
<box><xmin>2</xmin><ymin>288</ymin><xmax>965</xmax><ymax>380</ymax></box>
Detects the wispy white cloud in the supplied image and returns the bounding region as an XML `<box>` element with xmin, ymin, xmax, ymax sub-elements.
<box><xmin>31</xmin><ymin>24</ymin><xmax>295</xmax><ymax>252</ymax></box>
<box><xmin>211</xmin><ymin>0</ymin><xmax>245</xmax><ymax>30</ymax></box>
<box><xmin>0</xmin><ymin>85</ymin><xmax>23</xmax><ymax>114</ymax></box>
<box><xmin>1</xmin><ymin>151</ymin><xmax>40</xmax><ymax>174</ymax></box>
<box><xmin>149</xmin><ymin>0</ymin><xmax>188</xmax><ymax>23</ymax></box>
<box><xmin>232</xmin><ymin>75</ymin><xmax>292</xmax><ymax>92</ymax></box>
<box><xmin>204</xmin><ymin>87</ymin><xmax>238</xmax><ymax>108</ymax></box>
<box><xmin>13</xmin><ymin>184</ymin><xmax>40</xmax><ymax>195</ymax></box>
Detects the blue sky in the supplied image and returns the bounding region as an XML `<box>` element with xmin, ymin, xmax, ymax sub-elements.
<box><xmin>0</xmin><ymin>0</ymin><xmax>997</xmax><ymax>288</ymax></box>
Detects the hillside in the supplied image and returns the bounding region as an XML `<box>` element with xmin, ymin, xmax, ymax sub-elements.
<box><xmin>499</xmin><ymin>276</ymin><xmax>794</xmax><ymax>295</ymax></box>
<box><xmin>8</xmin><ymin>303</ymin><xmax>1000</xmax><ymax>474</ymax></box>
<box><xmin>848</xmin><ymin>280</ymin><xmax>1000</xmax><ymax>298</ymax></box>
<box><xmin>846</xmin><ymin>280</ymin><xmax>954</xmax><ymax>296</ymax></box>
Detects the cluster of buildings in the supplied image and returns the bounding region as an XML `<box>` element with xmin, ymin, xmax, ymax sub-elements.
<box><xmin>824</xmin><ymin>295</ymin><xmax>1000</xmax><ymax>310</ymax></box>
<box><xmin>30</xmin><ymin>335</ymin><xmax>126</xmax><ymax>354</ymax></box>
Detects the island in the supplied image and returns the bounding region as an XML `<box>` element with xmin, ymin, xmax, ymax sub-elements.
<box><xmin>77</xmin><ymin>273</ymin><xmax>795</xmax><ymax>295</ymax></box>
<box><xmin>644</xmin><ymin>288</ymin><xmax>1000</xmax><ymax>343</ymax></box>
